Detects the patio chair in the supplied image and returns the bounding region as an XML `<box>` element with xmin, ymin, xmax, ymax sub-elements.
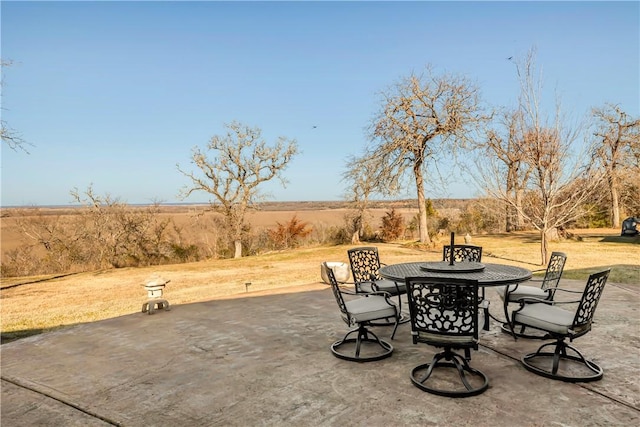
<box><xmin>443</xmin><ymin>244</ymin><xmax>493</xmax><ymax>330</ymax></box>
<box><xmin>497</xmin><ymin>251</ymin><xmax>567</xmax><ymax>339</ymax></box>
<box><xmin>511</xmin><ymin>269</ymin><xmax>610</xmax><ymax>382</ymax></box>
<box><xmin>442</xmin><ymin>244</ymin><xmax>483</xmax><ymax>263</ymax></box>
<box><xmin>325</xmin><ymin>262</ymin><xmax>398</xmax><ymax>362</ymax></box>
<box><xmin>347</xmin><ymin>247</ymin><xmax>407</xmax><ymax>322</ymax></box>
<box><xmin>405</xmin><ymin>276</ymin><xmax>489</xmax><ymax>397</ymax></box>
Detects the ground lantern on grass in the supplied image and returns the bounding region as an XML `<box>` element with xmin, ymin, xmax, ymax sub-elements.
<box><xmin>142</xmin><ymin>275</ymin><xmax>171</xmax><ymax>315</ymax></box>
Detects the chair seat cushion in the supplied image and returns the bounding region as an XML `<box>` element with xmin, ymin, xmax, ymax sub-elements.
<box><xmin>512</xmin><ymin>303</ymin><xmax>574</xmax><ymax>335</ymax></box>
<box><xmin>358</xmin><ymin>279</ymin><xmax>405</xmax><ymax>295</ymax></box>
<box><xmin>344</xmin><ymin>295</ymin><xmax>396</xmax><ymax>323</ymax></box>
<box><xmin>496</xmin><ymin>284</ymin><xmax>548</xmax><ymax>302</ymax></box>
<box><xmin>416</xmin><ymin>331</ymin><xmax>476</xmax><ymax>346</ymax></box>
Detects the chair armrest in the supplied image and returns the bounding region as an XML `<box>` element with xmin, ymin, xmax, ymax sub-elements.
<box><xmin>515</xmin><ymin>295</ymin><xmax>580</xmax><ymax>309</ymax></box>
<box><xmin>548</xmin><ymin>287</ymin><xmax>582</xmax><ymax>294</ymax></box>
<box><xmin>366</xmin><ymin>291</ymin><xmax>393</xmax><ymax>298</ymax></box>
<box><xmin>365</xmin><ymin>291</ymin><xmax>396</xmax><ymax>306</ymax></box>
<box><xmin>516</xmin><ymin>296</ymin><xmax>554</xmax><ymax>306</ymax></box>
<box><xmin>548</xmin><ymin>300</ymin><xmax>581</xmax><ymax>305</ymax></box>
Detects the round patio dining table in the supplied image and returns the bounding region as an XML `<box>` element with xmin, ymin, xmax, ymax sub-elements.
<box><xmin>379</xmin><ymin>261</ymin><xmax>532</xmax><ymax>332</ymax></box>
<box><xmin>379</xmin><ymin>261</ymin><xmax>532</xmax><ymax>285</ymax></box>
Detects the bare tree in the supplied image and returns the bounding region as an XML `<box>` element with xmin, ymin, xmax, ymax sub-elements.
<box><xmin>482</xmin><ymin>109</ymin><xmax>531</xmax><ymax>231</ymax></box>
<box><xmin>177</xmin><ymin>121</ymin><xmax>299</xmax><ymax>258</ymax></box>
<box><xmin>70</xmin><ymin>186</ymin><xmax>176</xmax><ymax>268</ymax></box>
<box><xmin>477</xmin><ymin>49</ymin><xmax>606</xmax><ymax>264</ymax></box>
<box><xmin>1</xmin><ymin>59</ymin><xmax>30</xmax><ymax>153</ymax></box>
<box><xmin>4</xmin><ymin>186</ymin><xmax>178</xmax><ymax>275</ymax></box>
<box><xmin>363</xmin><ymin>65</ymin><xmax>486</xmax><ymax>244</ymax></box>
<box><xmin>590</xmin><ymin>104</ymin><xmax>640</xmax><ymax>227</ymax></box>
<box><xmin>341</xmin><ymin>155</ymin><xmax>380</xmax><ymax>244</ymax></box>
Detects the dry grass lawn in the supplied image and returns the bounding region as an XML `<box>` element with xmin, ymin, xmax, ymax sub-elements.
<box><xmin>1</xmin><ymin>228</ymin><xmax>638</xmax><ymax>344</ymax></box>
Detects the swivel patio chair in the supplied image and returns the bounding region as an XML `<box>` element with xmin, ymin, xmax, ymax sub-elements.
<box><xmin>443</xmin><ymin>244</ymin><xmax>493</xmax><ymax>330</ymax></box>
<box><xmin>347</xmin><ymin>247</ymin><xmax>407</xmax><ymax>323</ymax></box>
<box><xmin>325</xmin><ymin>262</ymin><xmax>399</xmax><ymax>362</ymax></box>
<box><xmin>511</xmin><ymin>269</ymin><xmax>610</xmax><ymax>382</ymax></box>
<box><xmin>442</xmin><ymin>244</ymin><xmax>483</xmax><ymax>264</ymax></box>
<box><xmin>405</xmin><ymin>276</ymin><xmax>489</xmax><ymax>397</ymax></box>
<box><xmin>497</xmin><ymin>251</ymin><xmax>567</xmax><ymax>339</ymax></box>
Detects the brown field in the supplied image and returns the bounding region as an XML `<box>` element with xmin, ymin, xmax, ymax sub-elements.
<box><xmin>0</xmin><ymin>201</ymin><xmax>423</xmax><ymax>254</ymax></box>
<box><xmin>1</xmin><ymin>202</ymin><xmax>638</xmax><ymax>344</ymax></box>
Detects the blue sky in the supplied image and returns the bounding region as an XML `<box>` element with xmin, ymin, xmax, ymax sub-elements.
<box><xmin>2</xmin><ymin>1</ymin><xmax>638</xmax><ymax>207</ymax></box>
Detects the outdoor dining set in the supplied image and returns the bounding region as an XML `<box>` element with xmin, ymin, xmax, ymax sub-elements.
<box><xmin>321</xmin><ymin>234</ymin><xmax>611</xmax><ymax>398</ymax></box>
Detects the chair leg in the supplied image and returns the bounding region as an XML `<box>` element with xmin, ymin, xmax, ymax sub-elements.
<box><xmin>479</xmin><ymin>288</ymin><xmax>490</xmax><ymax>331</ymax></box>
<box><xmin>390</xmin><ymin>315</ymin><xmax>399</xmax><ymax>340</ymax></box>
<box><xmin>410</xmin><ymin>349</ymin><xmax>489</xmax><ymax>397</ymax></box>
<box><xmin>331</xmin><ymin>325</ymin><xmax>393</xmax><ymax>363</ymax></box>
<box><xmin>521</xmin><ymin>339</ymin><xmax>604</xmax><ymax>382</ymax></box>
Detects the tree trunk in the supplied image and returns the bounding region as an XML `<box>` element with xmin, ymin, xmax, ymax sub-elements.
<box><xmin>540</xmin><ymin>228</ymin><xmax>549</xmax><ymax>265</ymax></box>
<box><xmin>352</xmin><ymin>212</ymin><xmax>363</xmax><ymax>244</ymax></box>
<box><xmin>351</xmin><ymin>231</ymin><xmax>360</xmax><ymax>244</ymax></box>
<box><xmin>506</xmin><ymin>204</ymin><xmax>515</xmax><ymax>232</ymax></box>
<box><xmin>515</xmin><ymin>189</ymin><xmax>525</xmax><ymax>230</ymax></box>
<box><xmin>234</xmin><ymin>240</ymin><xmax>242</xmax><ymax>259</ymax></box>
<box><xmin>505</xmin><ymin>171</ymin><xmax>515</xmax><ymax>232</ymax></box>
<box><xmin>414</xmin><ymin>163</ymin><xmax>431</xmax><ymax>244</ymax></box>
<box><xmin>611</xmin><ymin>180</ymin><xmax>620</xmax><ymax>228</ymax></box>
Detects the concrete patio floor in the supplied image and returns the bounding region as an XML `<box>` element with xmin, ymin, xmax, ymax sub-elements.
<box><xmin>2</xmin><ymin>278</ymin><xmax>639</xmax><ymax>426</ymax></box>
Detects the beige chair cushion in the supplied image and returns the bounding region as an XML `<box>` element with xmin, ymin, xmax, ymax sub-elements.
<box><xmin>512</xmin><ymin>303</ymin><xmax>574</xmax><ymax>335</ymax></box>
<box><xmin>496</xmin><ymin>284</ymin><xmax>548</xmax><ymax>302</ymax></box>
<box><xmin>344</xmin><ymin>295</ymin><xmax>396</xmax><ymax>323</ymax></box>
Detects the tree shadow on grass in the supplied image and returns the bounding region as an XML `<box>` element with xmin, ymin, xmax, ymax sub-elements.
<box><xmin>600</xmin><ymin>235</ymin><xmax>640</xmax><ymax>244</ymax></box>
<box><xmin>1</xmin><ymin>327</ymin><xmax>60</xmax><ymax>345</ymax></box>
<box><xmin>563</xmin><ymin>265</ymin><xmax>639</xmax><ymax>285</ymax></box>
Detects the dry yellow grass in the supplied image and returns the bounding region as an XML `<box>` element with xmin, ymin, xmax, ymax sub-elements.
<box><xmin>1</xmin><ymin>229</ymin><xmax>638</xmax><ymax>344</ymax></box>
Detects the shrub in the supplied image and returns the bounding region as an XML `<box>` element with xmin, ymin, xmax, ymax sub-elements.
<box><xmin>380</xmin><ymin>208</ymin><xmax>405</xmax><ymax>242</ymax></box>
<box><xmin>267</xmin><ymin>215</ymin><xmax>313</xmax><ymax>249</ymax></box>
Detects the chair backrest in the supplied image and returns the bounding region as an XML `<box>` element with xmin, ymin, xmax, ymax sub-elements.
<box><xmin>571</xmin><ymin>269</ymin><xmax>610</xmax><ymax>336</ymax></box>
<box><xmin>405</xmin><ymin>277</ymin><xmax>480</xmax><ymax>348</ymax></box>
<box><xmin>442</xmin><ymin>245</ymin><xmax>483</xmax><ymax>263</ymax></box>
<box><xmin>348</xmin><ymin>247</ymin><xmax>383</xmax><ymax>282</ymax></box>
<box><xmin>541</xmin><ymin>252</ymin><xmax>567</xmax><ymax>296</ymax></box>
<box><xmin>323</xmin><ymin>262</ymin><xmax>350</xmax><ymax>325</ymax></box>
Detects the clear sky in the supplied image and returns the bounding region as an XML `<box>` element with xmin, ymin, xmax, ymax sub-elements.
<box><xmin>1</xmin><ymin>1</ymin><xmax>638</xmax><ymax>207</ymax></box>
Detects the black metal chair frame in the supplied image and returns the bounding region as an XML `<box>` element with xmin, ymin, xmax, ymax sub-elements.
<box><xmin>442</xmin><ymin>245</ymin><xmax>496</xmax><ymax>330</ymax></box>
<box><xmin>325</xmin><ymin>262</ymin><xmax>398</xmax><ymax>363</ymax></box>
<box><xmin>442</xmin><ymin>245</ymin><xmax>483</xmax><ymax>264</ymax></box>
<box><xmin>512</xmin><ymin>269</ymin><xmax>610</xmax><ymax>382</ymax></box>
<box><xmin>405</xmin><ymin>276</ymin><xmax>489</xmax><ymax>397</ymax></box>
<box><xmin>501</xmin><ymin>251</ymin><xmax>567</xmax><ymax>339</ymax></box>
<box><xmin>347</xmin><ymin>247</ymin><xmax>408</xmax><ymax>324</ymax></box>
